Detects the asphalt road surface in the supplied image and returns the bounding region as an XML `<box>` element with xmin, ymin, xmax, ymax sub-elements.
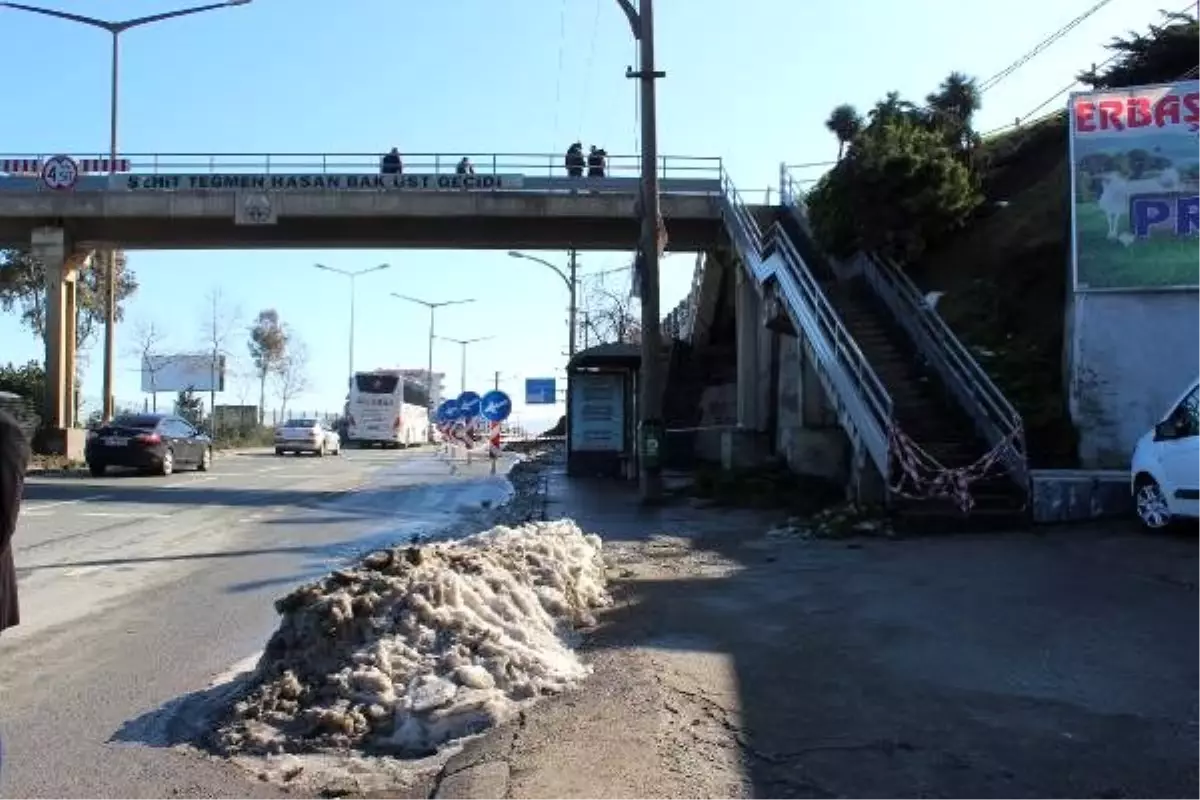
<box><xmin>0</xmin><ymin>446</ymin><xmax>514</xmax><ymax>798</ymax></box>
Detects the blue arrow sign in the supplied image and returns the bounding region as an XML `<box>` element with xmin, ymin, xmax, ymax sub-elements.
<box><xmin>480</xmin><ymin>390</ymin><xmax>512</xmax><ymax>423</ymax></box>
<box><xmin>457</xmin><ymin>391</ymin><xmax>481</xmax><ymax>418</ymax></box>
<box><xmin>436</xmin><ymin>399</ymin><xmax>460</xmax><ymax>423</ymax></box>
<box><xmin>525</xmin><ymin>377</ymin><xmax>556</xmax><ymax>405</ymax></box>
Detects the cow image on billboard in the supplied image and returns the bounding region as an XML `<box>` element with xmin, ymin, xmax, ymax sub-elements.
<box><xmin>1069</xmin><ymin>79</ymin><xmax>1200</xmax><ymax>291</ymax></box>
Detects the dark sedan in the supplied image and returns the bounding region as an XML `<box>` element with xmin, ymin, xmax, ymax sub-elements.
<box><xmin>85</xmin><ymin>413</ymin><xmax>213</xmax><ymax>477</ymax></box>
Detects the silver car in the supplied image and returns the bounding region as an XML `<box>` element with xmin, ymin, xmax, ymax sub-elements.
<box><xmin>274</xmin><ymin>418</ymin><xmax>341</xmax><ymax>456</ymax></box>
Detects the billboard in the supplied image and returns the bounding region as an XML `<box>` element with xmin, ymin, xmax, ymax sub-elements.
<box><xmin>1069</xmin><ymin>80</ymin><xmax>1200</xmax><ymax>292</ymax></box>
<box><xmin>141</xmin><ymin>353</ymin><xmax>226</xmax><ymax>393</ymax></box>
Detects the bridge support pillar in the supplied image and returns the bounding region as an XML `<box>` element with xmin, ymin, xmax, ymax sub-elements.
<box><xmin>31</xmin><ymin>226</ymin><xmax>87</xmax><ymax>458</ymax></box>
<box><xmin>735</xmin><ymin>266</ymin><xmax>771</xmax><ymax>431</ymax></box>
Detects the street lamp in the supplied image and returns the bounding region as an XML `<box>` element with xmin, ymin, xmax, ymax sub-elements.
<box><xmin>507</xmin><ymin>250</ymin><xmax>578</xmax><ymax>358</ymax></box>
<box><xmin>0</xmin><ymin>0</ymin><xmax>254</xmax><ymax>421</ymax></box>
<box><xmin>436</xmin><ymin>335</ymin><xmax>495</xmax><ymax>394</ymax></box>
<box><xmin>314</xmin><ymin>263</ymin><xmax>391</xmax><ymax>388</ymax></box>
<box><xmin>392</xmin><ymin>293</ymin><xmax>475</xmax><ymax>425</ymax></box>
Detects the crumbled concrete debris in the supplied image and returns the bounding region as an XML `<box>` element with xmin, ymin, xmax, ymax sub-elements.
<box><xmin>766</xmin><ymin>503</ymin><xmax>894</xmax><ymax>540</ymax></box>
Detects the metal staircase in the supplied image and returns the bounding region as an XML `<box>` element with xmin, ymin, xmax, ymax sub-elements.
<box><xmin>718</xmin><ymin>171</ymin><xmax>893</xmax><ymax>481</ymax></box>
<box><xmin>715</xmin><ymin>165</ymin><xmax>1031</xmax><ymax>514</ymax></box>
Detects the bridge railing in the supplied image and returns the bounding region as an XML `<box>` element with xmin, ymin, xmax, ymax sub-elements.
<box><xmin>0</xmin><ymin>152</ymin><xmax>724</xmax><ymax>180</ymax></box>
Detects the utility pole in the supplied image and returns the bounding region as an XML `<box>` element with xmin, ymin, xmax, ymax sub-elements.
<box><xmin>617</xmin><ymin>0</ymin><xmax>666</xmax><ymax>502</ymax></box>
<box><xmin>567</xmin><ymin>249</ymin><xmax>579</xmax><ymax>358</ymax></box>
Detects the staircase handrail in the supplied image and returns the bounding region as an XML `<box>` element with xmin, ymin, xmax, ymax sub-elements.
<box><xmin>719</xmin><ymin>169</ymin><xmax>893</xmax><ymax>478</ymax></box>
<box><xmin>776</xmin><ymin>165</ymin><xmax>1028</xmax><ymax>491</ymax></box>
<box><xmin>863</xmin><ymin>251</ymin><xmax>1029</xmax><ymax>487</ymax></box>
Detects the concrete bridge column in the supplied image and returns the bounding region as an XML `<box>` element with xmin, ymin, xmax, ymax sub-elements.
<box><xmin>735</xmin><ymin>266</ymin><xmax>765</xmax><ymax>430</ymax></box>
<box><xmin>31</xmin><ymin>227</ymin><xmax>86</xmax><ymax>457</ymax></box>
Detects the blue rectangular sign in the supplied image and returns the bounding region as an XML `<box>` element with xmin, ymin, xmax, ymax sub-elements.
<box><xmin>525</xmin><ymin>378</ymin><xmax>557</xmax><ymax>405</ymax></box>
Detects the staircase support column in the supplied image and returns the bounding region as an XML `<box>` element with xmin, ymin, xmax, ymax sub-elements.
<box><xmin>735</xmin><ymin>266</ymin><xmax>764</xmax><ymax>430</ymax></box>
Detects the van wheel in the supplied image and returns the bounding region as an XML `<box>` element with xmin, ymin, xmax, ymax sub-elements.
<box><xmin>1134</xmin><ymin>476</ymin><xmax>1171</xmax><ymax>531</ymax></box>
<box><xmin>88</xmin><ymin>462</ymin><xmax>107</xmax><ymax>477</ymax></box>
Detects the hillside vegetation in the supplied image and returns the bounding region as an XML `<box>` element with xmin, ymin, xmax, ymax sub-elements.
<box><xmin>807</xmin><ymin>11</ymin><xmax>1198</xmax><ymax>468</ymax></box>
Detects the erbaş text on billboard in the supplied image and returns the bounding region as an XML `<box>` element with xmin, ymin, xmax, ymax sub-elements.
<box><xmin>1073</xmin><ymin>86</ymin><xmax>1200</xmax><ymax>134</ymax></box>
<box><xmin>121</xmin><ymin>173</ymin><xmax>522</xmax><ymax>191</ymax></box>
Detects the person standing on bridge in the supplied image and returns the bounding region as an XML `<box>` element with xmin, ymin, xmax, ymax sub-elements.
<box><xmin>380</xmin><ymin>147</ymin><xmax>402</xmax><ymax>175</ymax></box>
<box><xmin>0</xmin><ymin>407</ymin><xmax>28</xmax><ymax>639</ymax></box>
<box><xmin>565</xmin><ymin>142</ymin><xmax>585</xmax><ymax>178</ymax></box>
<box><xmin>587</xmin><ymin>145</ymin><xmax>607</xmax><ymax>178</ymax></box>
<box><xmin>456</xmin><ymin>157</ymin><xmax>475</xmax><ymax>175</ymax></box>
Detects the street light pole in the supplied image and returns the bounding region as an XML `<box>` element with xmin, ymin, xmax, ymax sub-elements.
<box><xmin>392</xmin><ymin>294</ymin><xmax>475</xmax><ymax>431</ymax></box>
<box><xmin>507</xmin><ymin>249</ymin><xmax>578</xmax><ymax>358</ymax></box>
<box><xmin>314</xmin><ymin>263</ymin><xmax>390</xmax><ymax>389</ymax></box>
<box><xmin>0</xmin><ymin>0</ymin><xmax>253</xmax><ymax>422</ymax></box>
<box><xmin>615</xmin><ymin>0</ymin><xmax>666</xmax><ymax>502</ymax></box>
<box><xmin>436</xmin><ymin>336</ymin><xmax>495</xmax><ymax>394</ymax></box>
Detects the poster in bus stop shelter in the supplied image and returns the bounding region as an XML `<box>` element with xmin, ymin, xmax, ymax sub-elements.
<box><xmin>1068</xmin><ymin>79</ymin><xmax>1200</xmax><ymax>291</ymax></box>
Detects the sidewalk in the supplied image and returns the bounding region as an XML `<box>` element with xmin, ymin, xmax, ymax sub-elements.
<box><xmin>431</xmin><ymin>460</ymin><xmax>1198</xmax><ymax>799</ymax></box>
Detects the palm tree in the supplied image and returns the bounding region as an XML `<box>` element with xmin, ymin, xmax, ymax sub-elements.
<box><xmin>926</xmin><ymin>71</ymin><xmax>981</xmax><ymax>130</ymax></box>
<box><xmin>868</xmin><ymin>91</ymin><xmax>916</xmax><ymax>128</ymax></box>
<box><xmin>825</xmin><ymin>104</ymin><xmax>863</xmax><ymax>160</ymax></box>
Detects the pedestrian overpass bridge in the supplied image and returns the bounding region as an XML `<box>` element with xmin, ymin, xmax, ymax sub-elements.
<box><xmin>5</xmin><ymin>150</ymin><xmax>1028</xmax><ymax>525</ymax></box>
<box><xmin>0</xmin><ymin>151</ymin><xmax>725</xmax><ymax>250</ymax></box>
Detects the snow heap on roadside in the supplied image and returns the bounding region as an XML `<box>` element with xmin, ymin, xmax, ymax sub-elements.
<box><xmin>215</xmin><ymin>520</ymin><xmax>610</xmax><ymax>757</ymax></box>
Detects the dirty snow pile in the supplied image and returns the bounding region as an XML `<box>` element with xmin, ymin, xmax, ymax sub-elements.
<box><xmin>215</xmin><ymin>520</ymin><xmax>609</xmax><ymax>757</ymax></box>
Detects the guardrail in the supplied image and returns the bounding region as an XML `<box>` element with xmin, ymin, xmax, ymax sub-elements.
<box><xmin>860</xmin><ymin>251</ymin><xmax>1029</xmax><ymax>492</ymax></box>
<box><xmin>718</xmin><ymin>168</ymin><xmax>894</xmax><ymax>479</ymax></box>
<box><xmin>776</xmin><ymin>165</ymin><xmax>1029</xmax><ymax>496</ymax></box>
<box><xmin>0</xmin><ymin>152</ymin><xmax>723</xmax><ymax>180</ymax></box>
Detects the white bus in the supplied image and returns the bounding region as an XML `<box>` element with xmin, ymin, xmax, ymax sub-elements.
<box><xmin>346</xmin><ymin>370</ymin><xmax>430</xmax><ymax>448</ymax></box>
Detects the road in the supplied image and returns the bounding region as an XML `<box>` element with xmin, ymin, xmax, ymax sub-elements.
<box><xmin>0</xmin><ymin>446</ymin><xmax>515</xmax><ymax>798</ymax></box>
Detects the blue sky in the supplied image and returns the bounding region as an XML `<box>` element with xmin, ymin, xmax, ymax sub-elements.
<box><xmin>0</xmin><ymin>0</ymin><xmax>1163</xmax><ymax>430</ymax></box>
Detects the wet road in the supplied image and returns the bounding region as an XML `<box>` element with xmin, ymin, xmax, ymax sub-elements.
<box><xmin>0</xmin><ymin>446</ymin><xmax>515</xmax><ymax>798</ymax></box>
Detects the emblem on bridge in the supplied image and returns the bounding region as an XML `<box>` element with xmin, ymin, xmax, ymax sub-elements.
<box><xmin>236</xmin><ymin>193</ymin><xmax>277</xmax><ymax>225</ymax></box>
<box><xmin>40</xmin><ymin>155</ymin><xmax>79</xmax><ymax>192</ymax></box>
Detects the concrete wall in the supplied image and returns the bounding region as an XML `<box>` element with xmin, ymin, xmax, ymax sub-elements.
<box><xmin>774</xmin><ymin>331</ymin><xmax>850</xmax><ymax>483</ymax></box>
<box><xmin>1067</xmin><ymin>291</ymin><xmax>1199</xmax><ymax>468</ymax></box>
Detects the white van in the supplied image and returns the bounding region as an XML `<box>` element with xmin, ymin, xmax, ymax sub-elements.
<box><xmin>1130</xmin><ymin>378</ymin><xmax>1199</xmax><ymax>530</ymax></box>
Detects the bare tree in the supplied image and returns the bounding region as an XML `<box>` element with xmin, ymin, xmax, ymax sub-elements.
<box><xmin>247</xmin><ymin>308</ymin><xmax>289</xmax><ymax>424</ymax></box>
<box><xmin>580</xmin><ymin>285</ymin><xmax>641</xmax><ymax>346</ymax></box>
<box><xmin>273</xmin><ymin>338</ymin><xmax>310</xmax><ymax>420</ymax></box>
<box><xmin>128</xmin><ymin>319</ymin><xmax>168</xmax><ymax>411</ymax></box>
<box><xmin>199</xmin><ymin>287</ymin><xmax>242</xmax><ymax>431</ymax></box>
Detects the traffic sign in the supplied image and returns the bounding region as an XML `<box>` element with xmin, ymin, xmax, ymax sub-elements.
<box><xmin>480</xmin><ymin>390</ymin><xmax>512</xmax><ymax>422</ymax></box>
<box><xmin>525</xmin><ymin>377</ymin><xmax>556</xmax><ymax>404</ymax></box>
<box><xmin>40</xmin><ymin>154</ymin><xmax>79</xmax><ymax>191</ymax></box>
<box><xmin>457</xmin><ymin>391</ymin><xmax>481</xmax><ymax>418</ymax></box>
<box><xmin>436</xmin><ymin>399</ymin><xmax>460</xmax><ymax>423</ymax></box>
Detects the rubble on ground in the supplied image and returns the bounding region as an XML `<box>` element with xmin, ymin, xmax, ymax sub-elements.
<box><xmin>765</xmin><ymin>502</ymin><xmax>894</xmax><ymax>540</ymax></box>
<box><xmin>213</xmin><ymin>519</ymin><xmax>610</xmax><ymax>758</ymax></box>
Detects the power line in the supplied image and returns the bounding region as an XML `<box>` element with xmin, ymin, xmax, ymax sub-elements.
<box><xmin>577</xmin><ymin>0</ymin><xmax>603</xmax><ymax>137</ymax></box>
<box><xmin>980</xmin><ymin>2</ymin><xmax>1198</xmax><ymax>137</ymax></box>
<box><xmin>550</xmin><ymin>0</ymin><xmax>568</xmax><ymax>148</ymax></box>
<box><xmin>978</xmin><ymin>0</ymin><xmax>1116</xmax><ymax>94</ymax></box>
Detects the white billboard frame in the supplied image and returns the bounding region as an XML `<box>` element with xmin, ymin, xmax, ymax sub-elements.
<box><xmin>141</xmin><ymin>352</ymin><xmax>226</xmax><ymax>393</ymax></box>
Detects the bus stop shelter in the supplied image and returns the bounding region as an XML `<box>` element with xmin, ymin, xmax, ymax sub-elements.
<box><xmin>566</xmin><ymin>343</ymin><xmax>640</xmax><ymax>479</ymax></box>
